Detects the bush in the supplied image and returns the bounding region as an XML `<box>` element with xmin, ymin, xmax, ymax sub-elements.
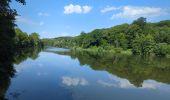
<box><xmin>167</xmin><ymin>46</ymin><xmax>170</xmax><ymax>55</ymax></box>
<box><xmin>114</xmin><ymin>48</ymin><xmax>123</xmax><ymax>53</ymax></box>
<box><xmin>132</xmin><ymin>34</ymin><xmax>155</xmax><ymax>56</ymax></box>
<box><xmin>154</xmin><ymin>43</ymin><xmax>169</xmax><ymax>56</ymax></box>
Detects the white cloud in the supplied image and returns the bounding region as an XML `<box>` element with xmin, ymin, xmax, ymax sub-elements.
<box><xmin>83</xmin><ymin>5</ymin><xmax>92</xmax><ymax>14</ymax></box>
<box><xmin>101</xmin><ymin>6</ymin><xmax>120</xmax><ymax>13</ymax></box>
<box><xmin>111</xmin><ymin>6</ymin><xmax>166</xmax><ymax>19</ymax></box>
<box><xmin>62</xmin><ymin>76</ymin><xmax>88</xmax><ymax>86</ymax></box>
<box><xmin>64</xmin><ymin>4</ymin><xmax>92</xmax><ymax>14</ymax></box>
<box><xmin>38</xmin><ymin>12</ymin><xmax>49</xmax><ymax>17</ymax></box>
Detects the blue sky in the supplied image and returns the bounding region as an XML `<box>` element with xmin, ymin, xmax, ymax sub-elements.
<box><xmin>11</xmin><ymin>0</ymin><xmax>170</xmax><ymax>38</ymax></box>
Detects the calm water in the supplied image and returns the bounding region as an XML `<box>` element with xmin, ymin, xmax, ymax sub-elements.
<box><xmin>1</xmin><ymin>48</ymin><xmax>170</xmax><ymax>100</ymax></box>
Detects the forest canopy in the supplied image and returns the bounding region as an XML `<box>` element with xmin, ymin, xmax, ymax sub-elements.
<box><xmin>14</xmin><ymin>28</ymin><xmax>43</xmax><ymax>48</ymax></box>
<box><xmin>42</xmin><ymin>17</ymin><xmax>170</xmax><ymax>57</ymax></box>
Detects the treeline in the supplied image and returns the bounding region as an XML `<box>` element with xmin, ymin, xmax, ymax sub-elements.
<box><xmin>42</xmin><ymin>17</ymin><xmax>170</xmax><ymax>57</ymax></box>
<box><xmin>42</xmin><ymin>36</ymin><xmax>74</xmax><ymax>48</ymax></box>
<box><xmin>14</xmin><ymin>28</ymin><xmax>43</xmax><ymax>49</ymax></box>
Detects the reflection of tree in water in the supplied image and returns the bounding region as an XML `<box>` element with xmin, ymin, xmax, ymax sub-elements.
<box><xmin>14</xmin><ymin>48</ymin><xmax>41</xmax><ymax>64</ymax></box>
<box><xmin>0</xmin><ymin>47</ymin><xmax>41</xmax><ymax>100</ymax></box>
<box><xmin>55</xmin><ymin>50</ymin><xmax>170</xmax><ymax>87</ymax></box>
<box><xmin>0</xmin><ymin>52</ymin><xmax>15</xmax><ymax>100</ymax></box>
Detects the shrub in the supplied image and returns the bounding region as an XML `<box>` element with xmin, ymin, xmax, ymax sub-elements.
<box><xmin>132</xmin><ymin>34</ymin><xmax>155</xmax><ymax>56</ymax></box>
<box><xmin>114</xmin><ymin>48</ymin><xmax>123</xmax><ymax>53</ymax></box>
<box><xmin>154</xmin><ymin>43</ymin><xmax>169</xmax><ymax>57</ymax></box>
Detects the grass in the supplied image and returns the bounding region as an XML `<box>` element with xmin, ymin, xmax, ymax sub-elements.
<box><xmin>71</xmin><ymin>47</ymin><xmax>132</xmax><ymax>55</ymax></box>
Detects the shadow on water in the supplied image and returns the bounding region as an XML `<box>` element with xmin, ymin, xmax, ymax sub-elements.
<box><xmin>52</xmin><ymin>50</ymin><xmax>170</xmax><ymax>87</ymax></box>
<box><xmin>0</xmin><ymin>47</ymin><xmax>41</xmax><ymax>100</ymax></box>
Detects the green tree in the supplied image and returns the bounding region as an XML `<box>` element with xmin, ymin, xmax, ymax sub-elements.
<box><xmin>132</xmin><ymin>34</ymin><xmax>155</xmax><ymax>55</ymax></box>
<box><xmin>0</xmin><ymin>0</ymin><xmax>26</xmax><ymax>50</ymax></box>
<box><xmin>154</xmin><ymin>26</ymin><xmax>170</xmax><ymax>44</ymax></box>
<box><xmin>154</xmin><ymin>43</ymin><xmax>170</xmax><ymax>57</ymax></box>
<box><xmin>132</xmin><ymin>17</ymin><xmax>147</xmax><ymax>29</ymax></box>
<box><xmin>43</xmin><ymin>17</ymin><xmax>170</xmax><ymax>57</ymax></box>
<box><xmin>29</xmin><ymin>32</ymin><xmax>40</xmax><ymax>47</ymax></box>
<box><xmin>15</xmin><ymin>28</ymin><xmax>30</xmax><ymax>48</ymax></box>
<box><xmin>126</xmin><ymin>24</ymin><xmax>141</xmax><ymax>48</ymax></box>
<box><xmin>0</xmin><ymin>1</ymin><xmax>25</xmax><ymax>99</ymax></box>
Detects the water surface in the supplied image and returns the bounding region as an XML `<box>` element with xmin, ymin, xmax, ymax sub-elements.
<box><xmin>1</xmin><ymin>48</ymin><xmax>170</xmax><ymax>100</ymax></box>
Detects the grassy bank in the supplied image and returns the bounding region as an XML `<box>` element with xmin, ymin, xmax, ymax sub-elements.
<box><xmin>71</xmin><ymin>47</ymin><xmax>132</xmax><ymax>55</ymax></box>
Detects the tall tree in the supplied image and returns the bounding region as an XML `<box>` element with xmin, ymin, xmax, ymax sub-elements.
<box><xmin>0</xmin><ymin>0</ymin><xmax>25</xmax><ymax>59</ymax></box>
<box><xmin>132</xmin><ymin>17</ymin><xmax>147</xmax><ymax>29</ymax></box>
<box><xmin>0</xmin><ymin>1</ymin><xmax>25</xmax><ymax>99</ymax></box>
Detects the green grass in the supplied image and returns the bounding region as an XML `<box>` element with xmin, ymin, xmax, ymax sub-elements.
<box><xmin>71</xmin><ymin>47</ymin><xmax>132</xmax><ymax>55</ymax></box>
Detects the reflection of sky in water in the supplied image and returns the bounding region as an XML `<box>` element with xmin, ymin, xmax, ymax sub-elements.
<box><xmin>46</xmin><ymin>47</ymin><xmax>69</xmax><ymax>52</ymax></box>
<box><xmin>62</xmin><ymin>76</ymin><xmax>88</xmax><ymax>86</ymax></box>
<box><xmin>6</xmin><ymin>51</ymin><xmax>170</xmax><ymax>100</ymax></box>
<box><xmin>98</xmin><ymin>74</ymin><xmax>169</xmax><ymax>90</ymax></box>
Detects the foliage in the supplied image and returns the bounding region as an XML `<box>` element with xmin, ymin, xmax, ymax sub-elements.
<box><xmin>43</xmin><ymin>17</ymin><xmax>170</xmax><ymax>57</ymax></box>
<box><xmin>132</xmin><ymin>34</ymin><xmax>155</xmax><ymax>55</ymax></box>
<box><xmin>154</xmin><ymin>43</ymin><xmax>170</xmax><ymax>56</ymax></box>
<box><xmin>14</xmin><ymin>28</ymin><xmax>43</xmax><ymax>48</ymax></box>
<box><xmin>0</xmin><ymin>0</ymin><xmax>25</xmax><ymax>55</ymax></box>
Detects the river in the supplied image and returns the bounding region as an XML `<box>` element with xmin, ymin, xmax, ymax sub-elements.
<box><xmin>1</xmin><ymin>47</ymin><xmax>170</xmax><ymax>100</ymax></box>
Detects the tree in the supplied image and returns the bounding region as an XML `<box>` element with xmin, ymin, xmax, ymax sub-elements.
<box><xmin>0</xmin><ymin>0</ymin><xmax>26</xmax><ymax>57</ymax></box>
<box><xmin>154</xmin><ymin>43</ymin><xmax>170</xmax><ymax>57</ymax></box>
<box><xmin>132</xmin><ymin>17</ymin><xmax>147</xmax><ymax>29</ymax></box>
<box><xmin>117</xmin><ymin>33</ymin><xmax>128</xmax><ymax>49</ymax></box>
<box><xmin>29</xmin><ymin>33</ymin><xmax>40</xmax><ymax>47</ymax></box>
<box><xmin>126</xmin><ymin>24</ymin><xmax>141</xmax><ymax>48</ymax></box>
<box><xmin>154</xmin><ymin>26</ymin><xmax>170</xmax><ymax>44</ymax></box>
<box><xmin>0</xmin><ymin>0</ymin><xmax>26</xmax><ymax>47</ymax></box>
<box><xmin>132</xmin><ymin>34</ymin><xmax>155</xmax><ymax>56</ymax></box>
<box><xmin>0</xmin><ymin>1</ymin><xmax>25</xmax><ymax>99</ymax></box>
<box><xmin>43</xmin><ymin>17</ymin><xmax>170</xmax><ymax>57</ymax></box>
<box><xmin>15</xmin><ymin>28</ymin><xmax>30</xmax><ymax>48</ymax></box>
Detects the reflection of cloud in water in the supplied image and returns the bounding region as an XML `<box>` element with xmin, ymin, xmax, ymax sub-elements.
<box><xmin>15</xmin><ymin>62</ymin><xmax>44</xmax><ymax>72</ymax></box>
<box><xmin>62</xmin><ymin>76</ymin><xmax>88</xmax><ymax>86</ymax></box>
<box><xmin>98</xmin><ymin>74</ymin><xmax>167</xmax><ymax>89</ymax></box>
<box><xmin>37</xmin><ymin>72</ymin><xmax>48</xmax><ymax>76</ymax></box>
<box><xmin>15</xmin><ymin>63</ymin><xmax>33</xmax><ymax>72</ymax></box>
<box><xmin>98</xmin><ymin>80</ymin><xmax>116</xmax><ymax>87</ymax></box>
<box><xmin>37</xmin><ymin>63</ymin><xmax>43</xmax><ymax>67</ymax></box>
<box><xmin>119</xmin><ymin>79</ymin><xmax>134</xmax><ymax>88</ymax></box>
<box><xmin>142</xmin><ymin>80</ymin><xmax>163</xmax><ymax>89</ymax></box>
<box><xmin>98</xmin><ymin>79</ymin><xmax>134</xmax><ymax>88</ymax></box>
<box><xmin>106</xmin><ymin>74</ymin><xmax>134</xmax><ymax>88</ymax></box>
<box><xmin>97</xmin><ymin>80</ymin><xmax>115</xmax><ymax>87</ymax></box>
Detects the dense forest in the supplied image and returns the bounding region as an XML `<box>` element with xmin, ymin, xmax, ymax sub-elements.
<box><xmin>14</xmin><ymin>28</ymin><xmax>43</xmax><ymax>49</ymax></box>
<box><xmin>43</xmin><ymin>17</ymin><xmax>170</xmax><ymax>57</ymax></box>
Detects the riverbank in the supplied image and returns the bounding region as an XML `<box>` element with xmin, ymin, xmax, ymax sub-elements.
<box><xmin>71</xmin><ymin>47</ymin><xmax>132</xmax><ymax>55</ymax></box>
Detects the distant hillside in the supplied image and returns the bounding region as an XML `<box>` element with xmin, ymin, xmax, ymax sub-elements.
<box><xmin>42</xmin><ymin>17</ymin><xmax>170</xmax><ymax>56</ymax></box>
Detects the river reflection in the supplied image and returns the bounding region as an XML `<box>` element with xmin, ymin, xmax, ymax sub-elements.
<box><xmin>54</xmin><ymin>50</ymin><xmax>170</xmax><ymax>87</ymax></box>
<box><xmin>1</xmin><ymin>48</ymin><xmax>170</xmax><ymax>100</ymax></box>
<box><xmin>0</xmin><ymin>48</ymin><xmax>41</xmax><ymax>100</ymax></box>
